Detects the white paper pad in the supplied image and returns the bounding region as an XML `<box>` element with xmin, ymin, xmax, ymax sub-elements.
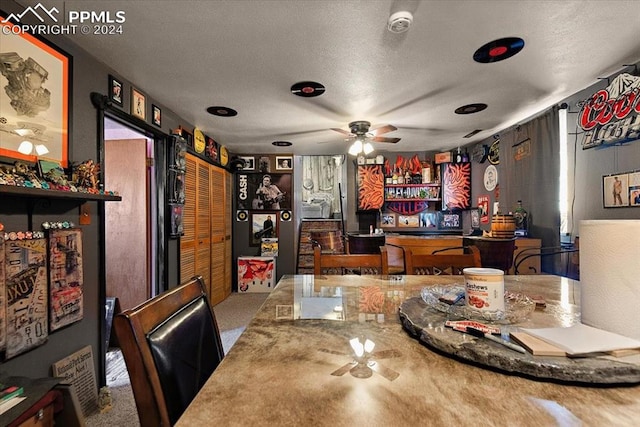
<box><xmin>521</xmin><ymin>323</ymin><xmax>640</xmax><ymax>356</ymax></box>
<box><xmin>0</xmin><ymin>396</ymin><xmax>27</xmax><ymax>415</ymax></box>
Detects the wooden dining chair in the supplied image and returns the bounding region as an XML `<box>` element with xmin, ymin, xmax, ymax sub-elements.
<box><xmin>404</xmin><ymin>245</ymin><xmax>482</xmax><ymax>275</ymax></box>
<box><xmin>114</xmin><ymin>276</ymin><xmax>224</xmax><ymax>427</ymax></box>
<box><xmin>313</xmin><ymin>244</ymin><xmax>389</xmax><ymax>275</ymax></box>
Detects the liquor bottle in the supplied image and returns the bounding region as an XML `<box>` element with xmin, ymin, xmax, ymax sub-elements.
<box><xmin>392</xmin><ymin>167</ymin><xmax>398</xmax><ymax>184</ymax></box>
<box><xmin>397</xmin><ymin>167</ymin><xmax>404</xmax><ymax>184</ymax></box>
<box><xmin>514</xmin><ymin>200</ymin><xmax>528</xmax><ymax>232</ymax></box>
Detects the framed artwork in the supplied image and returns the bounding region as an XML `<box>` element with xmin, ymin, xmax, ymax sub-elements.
<box><xmin>152</xmin><ymin>104</ymin><xmax>161</xmax><ymax>127</ymax></box>
<box><xmin>131</xmin><ymin>87</ymin><xmax>146</xmax><ymax>120</ymax></box>
<box><xmin>205</xmin><ymin>136</ymin><xmax>218</xmax><ymax>162</ymax></box>
<box><xmin>398</xmin><ymin>215</ymin><xmax>420</xmax><ymax>227</ymax></box>
<box><xmin>357</xmin><ymin>165</ymin><xmax>384</xmax><ymax>211</ymax></box>
<box><xmin>258</xmin><ymin>156</ymin><xmax>271</xmax><ymax>172</ymax></box>
<box><xmin>250</xmin><ymin>212</ymin><xmax>279</xmax><ymax>246</ymax></box>
<box><xmin>169</xmin><ymin>204</ymin><xmax>184</xmax><ymax>237</ymax></box>
<box><xmin>236</xmin><ymin>173</ymin><xmax>292</xmax><ymax>211</ymax></box>
<box><xmin>240</xmin><ymin>156</ymin><xmax>255</xmax><ymax>170</ymax></box>
<box><xmin>603</xmin><ymin>173</ymin><xmax>629</xmax><ymax>207</ymax></box>
<box><xmin>438</xmin><ymin>211</ymin><xmax>463</xmax><ymax>230</ymax></box>
<box><xmin>630</xmin><ymin>171</ymin><xmax>640</xmax><ymax>207</ymax></box>
<box><xmin>276</xmin><ymin>156</ymin><xmax>293</xmax><ymax>170</ymax></box>
<box><xmin>419</xmin><ymin>212</ymin><xmax>438</xmax><ymax>228</ymax></box>
<box><xmin>380</xmin><ymin>213</ymin><xmax>396</xmax><ymax>227</ymax></box>
<box><xmin>0</xmin><ymin>14</ymin><xmax>71</xmax><ymax>167</ymax></box>
<box><xmin>108</xmin><ymin>75</ymin><xmax>123</xmax><ymax>106</ymax></box>
<box><xmin>48</xmin><ymin>229</ymin><xmax>84</xmax><ymax>332</ymax></box>
<box><xmin>442</xmin><ymin>162</ymin><xmax>471</xmax><ymax>210</ymax></box>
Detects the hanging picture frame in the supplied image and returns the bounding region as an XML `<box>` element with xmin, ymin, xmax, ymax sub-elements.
<box><xmin>108</xmin><ymin>75</ymin><xmax>123</xmax><ymax>106</ymax></box>
<box><xmin>250</xmin><ymin>212</ymin><xmax>279</xmax><ymax>246</ymax></box>
<box><xmin>0</xmin><ymin>13</ymin><xmax>72</xmax><ymax>167</ymax></box>
<box><xmin>152</xmin><ymin>104</ymin><xmax>161</xmax><ymax>127</ymax></box>
<box><xmin>131</xmin><ymin>87</ymin><xmax>146</xmax><ymax>120</ymax></box>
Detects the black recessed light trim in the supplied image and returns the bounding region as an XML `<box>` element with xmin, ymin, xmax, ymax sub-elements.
<box><xmin>473</xmin><ymin>37</ymin><xmax>525</xmax><ymax>63</ymax></box>
<box><xmin>455</xmin><ymin>103</ymin><xmax>488</xmax><ymax>115</ymax></box>
<box><xmin>290</xmin><ymin>81</ymin><xmax>326</xmax><ymax>98</ymax></box>
<box><xmin>206</xmin><ymin>106</ymin><xmax>238</xmax><ymax>117</ymax></box>
<box><xmin>463</xmin><ymin>129</ymin><xmax>483</xmax><ymax>138</ymax></box>
<box><xmin>272</xmin><ymin>140</ymin><xmax>292</xmax><ymax>147</ymax></box>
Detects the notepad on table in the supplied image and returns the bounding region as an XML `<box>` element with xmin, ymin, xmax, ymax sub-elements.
<box><xmin>520</xmin><ymin>323</ymin><xmax>640</xmax><ymax>356</ymax></box>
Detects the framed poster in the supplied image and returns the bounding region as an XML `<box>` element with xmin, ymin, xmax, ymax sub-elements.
<box><xmin>478</xmin><ymin>195</ymin><xmax>490</xmax><ymax>224</ymax></box>
<box><xmin>236</xmin><ymin>173</ymin><xmax>292</xmax><ymax>211</ymax></box>
<box><xmin>357</xmin><ymin>165</ymin><xmax>384</xmax><ymax>211</ymax></box>
<box><xmin>0</xmin><ymin>14</ymin><xmax>71</xmax><ymax>167</ymax></box>
<box><xmin>240</xmin><ymin>156</ymin><xmax>255</xmax><ymax>171</ymax></box>
<box><xmin>630</xmin><ymin>171</ymin><xmax>640</xmax><ymax>206</ymax></box>
<box><xmin>4</xmin><ymin>237</ymin><xmax>48</xmax><ymax>359</ymax></box>
<box><xmin>48</xmin><ymin>229</ymin><xmax>84</xmax><ymax>331</ymax></box>
<box><xmin>169</xmin><ymin>203</ymin><xmax>184</xmax><ymax>237</ymax></box>
<box><xmin>438</xmin><ymin>211</ymin><xmax>462</xmax><ymax>230</ymax></box>
<box><xmin>251</xmin><ymin>212</ymin><xmax>279</xmax><ymax>246</ymax></box>
<box><xmin>380</xmin><ymin>213</ymin><xmax>396</xmax><ymax>228</ymax></box>
<box><xmin>152</xmin><ymin>104</ymin><xmax>161</xmax><ymax>126</ymax></box>
<box><xmin>419</xmin><ymin>212</ymin><xmax>438</xmax><ymax>228</ymax></box>
<box><xmin>442</xmin><ymin>162</ymin><xmax>471</xmax><ymax>210</ymax></box>
<box><xmin>205</xmin><ymin>136</ymin><xmax>218</xmax><ymax>162</ymax></box>
<box><xmin>108</xmin><ymin>75</ymin><xmax>123</xmax><ymax>106</ymax></box>
<box><xmin>276</xmin><ymin>156</ymin><xmax>293</xmax><ymax>170</ymax></box>
<box><xmin>603</xmin><ymin>173</ymin><xmax>629</xmax><ymax>207</ymax></box>
<box><xmin>237</xmin><ymin>257</ymin><xmax>276</xmax><ymax>293</ymax></box>
<box><xmin>131</xmin><ymin>87</ymin><xmax>146</xmax><ymax>120</ymax></box>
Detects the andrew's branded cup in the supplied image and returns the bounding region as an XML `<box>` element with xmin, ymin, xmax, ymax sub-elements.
<box><xmin>463</xmin><ymin>268</ymin><xmax>505</xmax><ymax>311</ymax></box>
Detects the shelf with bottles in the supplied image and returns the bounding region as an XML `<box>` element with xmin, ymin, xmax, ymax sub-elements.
<box><xmin>384</xmin><ymin>184</ymin><xmax>441</xmax><ymax>202</ymax></box>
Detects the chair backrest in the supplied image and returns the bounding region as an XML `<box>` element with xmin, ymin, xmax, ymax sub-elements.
<box><xmin>405</xmin><ymin>245</ymin><xmax>482</xmax><ymax>275</ymax></box>
<box><xmin>313</xmin><ymin>244</ymin><xmax>389</xmax><ymax>275</ymax></box>
<box><xmin>114</xmin><ymin>276</ymin><xmax>224</xmax><ymax>426</ymax></box>
<box><xmin>469</xmin><ymin>238</ymin><xmax>516</xmax><ymax>272</ymax></box>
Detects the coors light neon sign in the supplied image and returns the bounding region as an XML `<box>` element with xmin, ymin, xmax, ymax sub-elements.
<box><xmin>579</xmin><ymin>73</ymin><xmax>640</xmax><ymax>149</ymax></box>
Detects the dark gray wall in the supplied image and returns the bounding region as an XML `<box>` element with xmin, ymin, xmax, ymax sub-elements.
<box><xmin>0</xmin><ymin>0</ymin><xmax>187</xmax><ymax>382</ymax></box>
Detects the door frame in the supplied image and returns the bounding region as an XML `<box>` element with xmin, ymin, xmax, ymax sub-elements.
<box><xmin>91</xmin><ymin>92</ymin><xmax>169</xmax><ymax>385</ymax></box>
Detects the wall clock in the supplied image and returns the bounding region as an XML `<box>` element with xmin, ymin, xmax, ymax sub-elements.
<box><xmin>193</xmin><ymin>128</ymin><xmax>206</xmax><ymax>154</ymax></box>
<box><xmin>484</xmin><ymin>165</ymin><xmax>498</xmax><ymax>191</ymax></box>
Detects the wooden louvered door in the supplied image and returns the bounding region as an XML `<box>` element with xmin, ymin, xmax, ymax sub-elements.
<box><xmin>210</xmin><ymin>167</ymin><xmax>226</xmax><ymax>304</ymax></box>
<box><xmin>180</xmin><ymin>153</ymin><xmax>231</xmax><ymax>305</ymax></box>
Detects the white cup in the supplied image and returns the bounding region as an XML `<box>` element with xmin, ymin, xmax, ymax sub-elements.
<box><xmin>463</xmin><ymin>267</ymin><xmax>505</xmax><ymax>311</ymax></box>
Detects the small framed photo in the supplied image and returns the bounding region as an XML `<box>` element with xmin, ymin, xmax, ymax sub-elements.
<box><xmin>131</xmin><ymin>87</ymin><xmax>146</xmax><ymax>120</ymax></box>
<box><xmin>240</xmin><ymin>156</ymin><xmax>255</xmax><ymax>170</ymax></box>
<box><xmin>630</xmin><ymin>171</ymin><xmax>640</xmax><ymax>207</ymax></box>
<box><xmin>380</xmin><ymin>213</ymin><xmax>396</xmax><ymax>228</ymax></box>
<box><xmin>152</xmin><ymin>104</ymin><xmax>161</xmax><ymax>127</ymax></box>
<box><xmin>109</xmin><ymin>75</ymin><xmax>123</xmax><ymax>106</ymax></box>
<box><xmin>419</xmin><ymin>212</ymin><xmax>438</xmax><ymax>228</ymax></box>
<box><xmin>398</xmin><ymin>215</ymin><xmax>420</xmax><ymax>227</ymax></box>
<box><xmin>603</xmin><ymin>173</ymin><xmax>630</xmax><ymax>208</ymax></box>
<box><xmin>251</xmin><ymin>212</ymin><xmax>278</xmax><ymax>246</ymax></box>
<box><xmin>276</xmin><ymin>156</ymin><xmax>293</xmax><ymax>170</ymax></box>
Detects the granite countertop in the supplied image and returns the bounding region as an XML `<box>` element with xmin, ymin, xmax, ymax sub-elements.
<box><xmin>177</xmin><ymin>275</ymin><xmax>640</xmax><ymax>426</ymax></box>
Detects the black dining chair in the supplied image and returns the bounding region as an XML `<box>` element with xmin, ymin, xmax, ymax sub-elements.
<box><xmin>114</xmin><ymin>276</ymin><xmax>224</xmax><ymax>426</ymax></box>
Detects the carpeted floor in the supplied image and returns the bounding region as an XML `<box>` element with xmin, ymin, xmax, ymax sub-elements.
<box><xmin>85</xmin><ymin>292</ymin><xmax>269</xmax><ymax>426</ymax></box>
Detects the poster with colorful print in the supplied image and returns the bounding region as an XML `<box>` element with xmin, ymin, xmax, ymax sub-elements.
<box><xmin>237</xmin><ymin>256</ymin><xmax>276</xmax><ymax>293</ymax></box>
<box><xmin>0</xmin><ymin>235</ymin><xmax>5</xmax><ymax>353</ymax></box>
<box><xmin>478</xmin><ymin>195</ymin><xmax>490</xmax><ymax>224</ymax></box>
<box><xmin>4</xmin><ymin>237</ymin><xmax>48</xmax><ymax>359</ymax></box>
<box><xmin>48</xmin><ymin>229</ymin><xmax>84</xmax><ymax>331</ymax></box>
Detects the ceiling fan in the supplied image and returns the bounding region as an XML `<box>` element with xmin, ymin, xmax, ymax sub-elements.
<box><xmin>331</xmin><ymin>120</ymin><xmax>401</xmax><ymax>144</ymax></box>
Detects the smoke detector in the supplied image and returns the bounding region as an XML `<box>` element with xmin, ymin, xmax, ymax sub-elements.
<box><xmin>387</xmin><ymin>11</ymin><xmax>413</xmax><ymax>33</ymax></box>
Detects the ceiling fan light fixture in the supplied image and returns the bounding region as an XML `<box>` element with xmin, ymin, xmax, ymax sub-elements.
<box><xmin>348</xmin><ymin>139</ymin><xmax>363</xmax><ymax>156</ymax></box>
<box><xmin>363</xmin><ymin>142</ymin><xmax>374</xmax><ymax>155</ymax></box>
<box><xmin>387</xmin><ymin>11</ymin><xmax>413</xmax><ymax>34</ymax></box>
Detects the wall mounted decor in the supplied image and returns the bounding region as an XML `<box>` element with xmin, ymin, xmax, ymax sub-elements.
<box><xmin>109</xmin><ymin>75</ymin><xmax>123</xmax><ymax>106</ymax></box>
<box><xmin>168</xmin><ymin>134</ymin><xmax>187</xmax><ymax>237</ymax></box>
<box><xmin>276</xmin><ymin>156</ymin><xmax>293</xmax><ymax>170</ymax></box>
<box><xmin>152</xmin><ymin>104</ymin><xmax>161</xmax><ymax>126</ymax></box>
<box><xmin>0</xmin><ymin>14</ymin><xmax>71</xmax><ymax>167</ymax></box>
<box><xmin>250</xmin><ymin>212</ymin><xmax>279</xmax><ymax>246</ymax></box>
<box><xmin>48</xmin><ymin>228</ymin><xmax>84</xmax><ymax>331</ymax></box>
<box><xmin>603</xmin><ymin>170</ymin><xmax>640</xmax><ymax>208</ymax></box>
<box><xmin>240</xmin><ymin>156</ymin><xmax>255</xmax><ymax>170</ymax></box>
<box><xmin>236</xmin><ymin>173</ymin><xmax>292</xmax><ymax>211</ymax></box>
<box><xmin>442</xmin><ymin>162</ymin><xmax>471</xmax><ymax>210</ymax></box>
<box><xmin>130</xmin><ymin>87</ymin><xmax>146</xmax><ymax>120</ymax></box>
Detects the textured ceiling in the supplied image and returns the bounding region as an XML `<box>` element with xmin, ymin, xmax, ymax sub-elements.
<box><xmin>16</xmin><ymin>0</ymin><xmax>640</xmax><ymax>156</ymax></box>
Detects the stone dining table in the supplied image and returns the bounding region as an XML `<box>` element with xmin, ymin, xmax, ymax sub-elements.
<box><xmin>176</xmin><ymin>274</ymin><xmax>640</xmax><ymax>427</ymax></box>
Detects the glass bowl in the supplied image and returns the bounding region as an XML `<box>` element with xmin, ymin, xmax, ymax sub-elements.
<box><xmin>421</xmin><ymin>285</ymin><xmax>535</xmax><ymax>324</ymax></box>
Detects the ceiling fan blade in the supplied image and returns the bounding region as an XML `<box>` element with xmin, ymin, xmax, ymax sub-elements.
<box><xmin>372</xmin><ymin>136</ymin><xmax>401</xmax><ymax>143</ymax></box>
<box><xmin>331</xmin><ymin>362</ymin><xmax>356</xmax><ymax>376</ymax></box>
<box><xmin>369</xmin><ymin>361</ymin><xmax>400</xmax><ymax>381</ymax></box>
<box><xmin>369</xmin><ymin>124</ymin><xmax>397</xmax><ymax>136</ymax></box>
<box><xmin>330</xmin><ymin>128</ymin><xmax>353</xmax><ymax>136</ymax></box>
<box><xmin>371</xmin><ymin>349</ymin><xmax>402</xmax><ymax>359</ymax></box>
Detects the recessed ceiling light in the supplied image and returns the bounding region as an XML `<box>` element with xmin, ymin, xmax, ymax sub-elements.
<box><xmin>473</xmin><ymin>37</ymin><xmax>525</xmax><ymax>63</ymax></box>
<box><xmin>455</xmin><ymin>103</ymin><xmax>488</xmax><ymax>114</ymax></box>
<box><xmin>272</xmin><ymin>141</ymin><xmax>292</xmax><ymax>147</ymax></box>
<box><xmin>206</xmin><ymin>106</ymin><xmax>237</xmax><ymax>116</ymax></box>
<box><xmin>290</xmin><ymin>81</ymin><xmax>325</xmax><ymax>97</ymax></box>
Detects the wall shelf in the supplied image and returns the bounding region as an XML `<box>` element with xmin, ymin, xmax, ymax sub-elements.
<box><xmin>0</xmin><ymin>184</ymin><xmax>122</xmax><ymax>202</ymax></box>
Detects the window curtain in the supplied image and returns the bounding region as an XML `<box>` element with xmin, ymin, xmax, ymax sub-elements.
<box><xmin>500</xmin><ymin>108</ymin><xmax>561</xmax><ymax>274</ymax></box>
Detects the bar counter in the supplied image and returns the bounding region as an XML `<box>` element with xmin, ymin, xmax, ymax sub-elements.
<box><xmin>177</xmin><ymin>275</ymin><xmax>640</xmax><ymax>426</ymax></box>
